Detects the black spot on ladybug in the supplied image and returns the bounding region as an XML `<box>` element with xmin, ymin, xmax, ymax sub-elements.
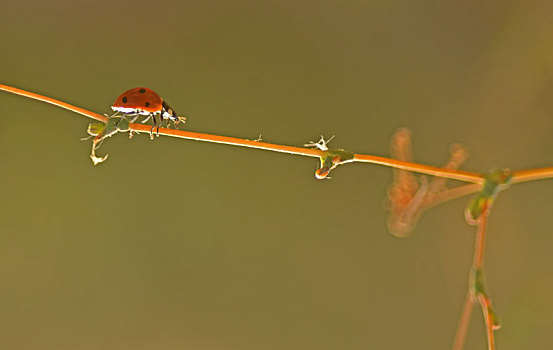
<box><xmin>139</xmin><ymin>88</ymin><xmax>146</xmax><ymax>93</ymax></box>
<box><xmin>122</xmin><ymin>96</ymin><xmax>128</xmax><ymax>103</ymax></box>
<box><xmin>145</xmin><ymin>102</ymin><xmax>150</xmax><ymax>107</ymax></box>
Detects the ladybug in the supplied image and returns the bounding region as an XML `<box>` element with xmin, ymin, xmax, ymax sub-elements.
<box><xmin>111</xmin><ymin>87</ymin><xmax>185</xmax><ymax>135</ymax></box>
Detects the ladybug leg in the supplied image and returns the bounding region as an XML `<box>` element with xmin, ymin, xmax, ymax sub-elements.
<box><xmin>129</xmin><ymin>114</ymin><xmax>139</xmax><ymax>123</ymax></box>
<box><xmin>115</xmin><ymin>116</ymin><xmax>124</xmax><ymax>129</ymax></box>
<box><xmin>149</xmin><ymin>115</ymin><xmax>158</xmax><ymax>139</ymax></box>
<box><xmin>116</xmin><ymin>112</ymin><xmax>137</xmax><ymax>127</ymax></box>
<box><xmin>142</xmin><ymin>114</ymin><xmax>152</xmax><ymax>124</ymax></box>
<box><xmin>155</xmin><ymin>114</ymin><xmax>163</xmax><ymax>135</ymax></box>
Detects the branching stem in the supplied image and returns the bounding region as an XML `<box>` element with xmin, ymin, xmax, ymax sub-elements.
<box><xmin>1</xmin><ymin>82</ymin><xmax>549</xmax><ymax>350</ymax></box>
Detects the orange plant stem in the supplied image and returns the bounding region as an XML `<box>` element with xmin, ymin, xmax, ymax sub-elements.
<box><xmin>473</xmin><ymin>201</ymin><xmax>489</xmax><ymax>269</ymax></box>
<box><xmin>0</xmin><ymin>83</ymin><xmax>107</xmax><ymax>123</ymax></box>
<box><xmin>452</xmin><ymin>293</ymin><xmax>474</xmax><ymax>350</ymax></box>
<box><xmin>129</xmin><ymin>123</ymin><xmax>325</xmax><ymax>157</ymax></box>
<box><xmin>473</xmin><ymin>203</ymin><xmax>497</xmax><ymax>350</ymax></box>
<box><xmin>478</xmin><ymin>294</ymin><xmax>496</xmax><ymax>350</ymax></box>
<box><xmin>354</xmin><ymin>154</ymin><xmax>483</xmax><ymax>184</ymax></box>
<box><xmin>512</xmin><ymin>167</ymin><xmax>553</xmax><ymax>184</ymax></box>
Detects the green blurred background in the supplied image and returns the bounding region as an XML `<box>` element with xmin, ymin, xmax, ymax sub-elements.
<box><xmin>1</xmin><ymin>1</ymin><xmax>553</xmax><ymax>349</ymax></box>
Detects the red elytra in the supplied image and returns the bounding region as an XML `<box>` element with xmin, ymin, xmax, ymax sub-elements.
<box><xmin>111</xmin><ymin>87</ymin><xmax>185</xmax><ymax>131</ymax></box>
